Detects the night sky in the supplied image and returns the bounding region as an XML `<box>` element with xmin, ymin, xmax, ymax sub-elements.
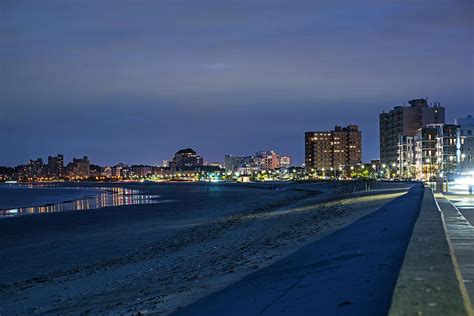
<box><xmin>1</xmin><ymin>0</ymin><xmax>473</xmax><ymax>166</ymax></box>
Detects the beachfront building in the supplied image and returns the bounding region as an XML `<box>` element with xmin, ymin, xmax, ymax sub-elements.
<box><xmin>397</xmin><ymin>136</ymin><xmax>415</xmax><ymax>178</ymax></box>
<box><xmin>456</xmin><ymin>115</ymin><xmax>474</xmax><ymax>171</ymax></box>
<box><xmin>102</xmin><ymin>166</ymin><xmax>113</xmax><ymax>179</ymax></box>
<box><xmin>279</xmin><ymin>154</ymin><xmax>292</xmax><ymax>169</ymax></box>
<box><xmin>224</xmin><ymin>155</ymin><xmax>254</xmax><ymax>173</ymax></box>
<box><xmin>394</xmin><ymin>122</ymin><xmax>461</xmax><ymax>180</ymax></box>
<box><xmin>413</xmin><ymin>124</ymin><xmax>460</xmax><ymax>181</ymax></box>
<box><xmin>380</xmin><ymin>98</ymin><xmax>445</xmax><ymax>166</ymax></box>
<box><xmin>253</xmin><ymin>150</ymin><xmax>281</xmax><ymax>171</ymax></box>
<box><xmin>429</xmin><ymin>124</ymin><xmax>460</xmax><ymax>175</ymax></box>
<box><xmin>47</xmin><ymin>154</ymin><xmax>64</xmax><ymax>178</ymax></box>
<box><xmin>171</xmin><ymin>148</ymin><xmax>203</xmax><ymax>169</ymax></box>
<box><xmin>26</xmin><ymin>158</ymin><xmax>45</xmax><ymax>179</ymax></box>
<box><xmin>113</xmin><ymin>163</ymin><xmax>130</xmax><ymax>179</ymax></box>
<box><xmin>305</xmin><ymin>125</ymin><xmax>362</xmax><ymax>175</ymax></box>
<box><xmin>224</xmin><ymin>150</ymin><xmax>290</xmax><ymax>175</ymax></box>
<box><xmin>130</xmin><ymin>165</ymin><xmax>153</xmax><ymax>178</ymax></box>
<box><xmin>414</xmin><ymin>127</ymin><xmax>439</xmax><ymax>181</ymax></box>
<box><xmin>70</xmin><ymin>156</ymin><xmax>91</xmax><ymax>179</ymax></box>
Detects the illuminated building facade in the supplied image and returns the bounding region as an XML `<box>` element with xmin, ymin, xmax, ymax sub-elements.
<box><xmin>71</xmin><ymin>156</ymin><xmax>90</xmax><ymax>178</ymax></box>
<box><xmin>414</xmin><ymin>127</ymin><xmax>439</xmax><ymax>180</ymax></box>
<box><xmin>26</xmin><ymin>158</ymin><xmax>45</xmax><ymax>178</ymax></box>
<box><xmin>171</xmin><ymin>148</ymin><xmax>203</xmax><ymax>169</ymax></box>
<box><xmin>380</xmin><ymin>98</ymin><xmax>445</xmax><ymax>165</ymax></box>
<box><xmin>254</xmin><ymin>150</ymin><xmax>281</xmax><ymax>171</ymax></box>
<box><xmin>456</xmin><ymin>115</ymin><xmax>474</xmax><ymax>171</ymax></box>
<box><xmin>305</xmin><ymin>125</ymin><xmax>362</xmax><ymax>171</ymax></box>
<box><xmin>279</xmin><ymin>155</ymin><xmax>292</xmax><ymax>169</ymax></box>
<box><xmin>47</xmin><ymin>154</ymin><xmax>64</xmax><ymax>178</ymax></box>
<box><xmin>413</xmin><ymin>124</ymin><xmax>460</xmax><ymax>180</ymax></box>
<box><xmin>397</xmin><ymin>136</ymin><xmax>415</xmax><ymax>178</ymax></box>
<box><xmin>225</xmin><ymin>151</ymin><xmax>290</xmax><ymax>173</ymax></box>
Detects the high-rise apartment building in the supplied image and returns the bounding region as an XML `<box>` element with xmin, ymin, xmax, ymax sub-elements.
<box><xmin>47</xmin><ymin>154</ymin><xmax>64</xmax><ymax>178</ymax></box>
<box><xmin>305</xmin><ymin>125</ymin><xmax>362</xmax><ymax>171</ymax></box>
<box><xmin>26</xmin><ymin>158</ymin><xmax>44</xmax><ymax>178</ymax></box>
<box><xmin>171</xmin><ymin>148</ymin><xmax>203</xmax><ymax>169</ymax></box>
<box><xmin>380</xmin><ymin>98</ymin><xmax>445</xmax><ymax>164</ymax></box>
<box><xmin>71</xmin><ymin>156</ymin><xmax>90</xmax><ymax>178</ymax></box>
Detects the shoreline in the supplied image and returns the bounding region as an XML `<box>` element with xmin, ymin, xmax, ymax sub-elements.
<box><xmin>0</xmin><ymin>185</ymin><xmax>101</xmax><ymax>211</ymax></box>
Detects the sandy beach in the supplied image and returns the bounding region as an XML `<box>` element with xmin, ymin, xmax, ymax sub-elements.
<box><xmin>0</xmin><ymin>181</ymin><xmax>417</xmax><ymax>315</ymax></box>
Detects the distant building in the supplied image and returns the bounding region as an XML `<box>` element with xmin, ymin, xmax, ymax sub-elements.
<box><xmin>380</xmin><ymin>98</ymin><xmax>445</xmax><ymax>164</ymax></box>
<box><xmin>279</xmin><ymin>154</ymin><xmax>292</xmax><ymax>168</ymax></box>
<box><xmin>397</xmin><ymin>136</ymin><xmax>415</xmax><ymax>178</ymax></box>
<box><xmin>102</xmin><ymin>166</ymin><xmax>113</xmax><ymax>179</ymax></box>
<box><xmin>171</xmin><ymin>148</ymin><xmax>203</xmax><ymax>169</ymax></box>
<box><xmin>305</xmin><ymin>125</ymin><xmax>362</xmax><ymax>171</ymax></box>
<box><xmin>113</xmin><ymin>163</ymin><xmax>130</xmax><ymax>179</ymax></box>
<box><xmin>47</xmin><ymin>154</ymin><xmax>64</xmax><ymax>178</ymax></box>
<box><xmin>224</xmin><ymin>155</ymin><xmax>255</xmax><ymax>174</ymax></box>
<box><xmin>254</xmin><ymin>150</ymin><xmax>281</xmax><ymax>171</ymax></box>
<box><xmin>429</xmin><ymin>124</ymin><xmax>460</xmax><ymax>174</ymax></box>
<box><xmin>225</xmin><ymin>151</ymin><xmax>289</xmax><ymax>173</ymax></box>
<box><xmin>414</xmin><ymin>127</ymin><xmax>441</xmax><ymax>181</ymax></box>
<box><xmin>130</xmin><ymin>165</ymin><xmax>153</xmax><ymax>178</ymax></box>
<box><xmin>208</xmin><ymin>162</ymin><xmax>223</xmax><ymax>168</ymax></box>
<box><xmin>162</xmin><ymin>160</ymin><xmax>169</xmax><ymax>168</ymax></box>
<box><xmin>71</xmin><ymin>156</ymin><xmax>90</xmax><ymax>178</ymax></box>
<box><xmin>26</xmin><ymin>158</ymin><xmax>44</xmax><ymax>178</ymax></box>
<box><xmin>456</xmin><ymin>115</ymin><xmax>474</xmax><ymax>171</ymax></box>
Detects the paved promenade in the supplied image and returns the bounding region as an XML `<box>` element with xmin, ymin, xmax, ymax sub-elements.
<box><xmin>175</xmin><ymin>184</ymin><xmax>423</xmax><ymax>316</ymax></box>
<box><xmin>390</xmin><ymin>188</ymin><xmax>471</xmax><ymax>315</ymax></box>
<box><xmin>436</xmin><ymin>193</ymin><xmax>474</xmax><ymax>312</ymax></box>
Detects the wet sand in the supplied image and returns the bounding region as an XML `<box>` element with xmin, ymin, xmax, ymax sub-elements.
<box><xmin>0</xmin><ymin>182</ymin><xmax>414</xmax><ymax>315</ymax></box>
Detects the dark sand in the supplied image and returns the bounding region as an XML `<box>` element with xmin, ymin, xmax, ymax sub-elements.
<box><xmin>0</xmin><ymin>182</ymin><xmax>414</xmax><ymax>315</ymax></box>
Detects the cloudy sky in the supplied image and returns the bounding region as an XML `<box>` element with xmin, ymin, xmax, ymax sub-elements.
<box><xmin>1</xmin><ymin>0</ymin><xmax>473</xmax><ymax>166</ymax></box>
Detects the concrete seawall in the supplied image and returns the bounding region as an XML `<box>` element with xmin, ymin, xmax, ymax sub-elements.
<box><xmin>389</xmin><ymin>187</ymin><xmax>471</xmax><ymax>315</ymax></box>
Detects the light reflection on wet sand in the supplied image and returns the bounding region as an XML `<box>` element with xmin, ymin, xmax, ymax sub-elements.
<box><xmin>0</xmin><ymin>187</ymin><xmax>161</xmax><ymax>217</ymax></box>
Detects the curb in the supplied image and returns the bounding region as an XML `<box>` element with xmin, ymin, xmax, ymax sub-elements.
<box><xmin>435</xmin><ymin>193</ymin><xmax>474</xmax><ymax>315</ymax></box>
<box><xmin>389</xmin><ymin>187</ymin><xmax>469</xmax><ymax>315</ymax></box>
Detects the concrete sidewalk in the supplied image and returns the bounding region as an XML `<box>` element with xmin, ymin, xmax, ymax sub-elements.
<box><xmin>389</xmin><ymin>188</ymin><xmax>472</xmax><ymax>315</ymax></box>
<box><xmin>435</xmin><ymin>193</ymin><xmax>474</xmax><ymax>310</ymax></box>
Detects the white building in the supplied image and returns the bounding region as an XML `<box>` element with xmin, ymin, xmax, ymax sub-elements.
<box><xmin>456</xmin><ymin>115</ymin><xmax>474</xmax><ymax>171</ymax></box>
<box><xmin>397</xmin><ymin>135</ymin><xmax>415</xmax><ymax>178</ymax></box>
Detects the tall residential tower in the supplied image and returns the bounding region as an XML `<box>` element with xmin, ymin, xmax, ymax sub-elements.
<box><xmin>379</xmin><ymin>98</ymin><xmax>444</xmax><ymax>164</ymax></box>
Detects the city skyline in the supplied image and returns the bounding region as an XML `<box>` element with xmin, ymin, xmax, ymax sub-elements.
<box><xmin>1</xmin><ymin>1</ymin><xmax>473</xmax><ymax>166</ymax></box>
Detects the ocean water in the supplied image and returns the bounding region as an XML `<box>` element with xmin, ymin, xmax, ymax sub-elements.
<box><xmin>0</xmin><ymin>184</ymin><xmax>160</xmax><ymax>218</ymax></box>
<box><xmin>0</xmin><ymin>182</ymin><xmax>303</xmax><ymax>219</ymax></box>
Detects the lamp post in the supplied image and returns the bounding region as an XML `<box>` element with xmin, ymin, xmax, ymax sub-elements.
<box><xmin>382</xmin><ymin>164</ymin><xmax>387</xmax><ymax>179</ymax></box>
<box><xmin>425</xmin><ymin>157</ymin><xmax>432</xmax><ymax>184</ymax></box>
